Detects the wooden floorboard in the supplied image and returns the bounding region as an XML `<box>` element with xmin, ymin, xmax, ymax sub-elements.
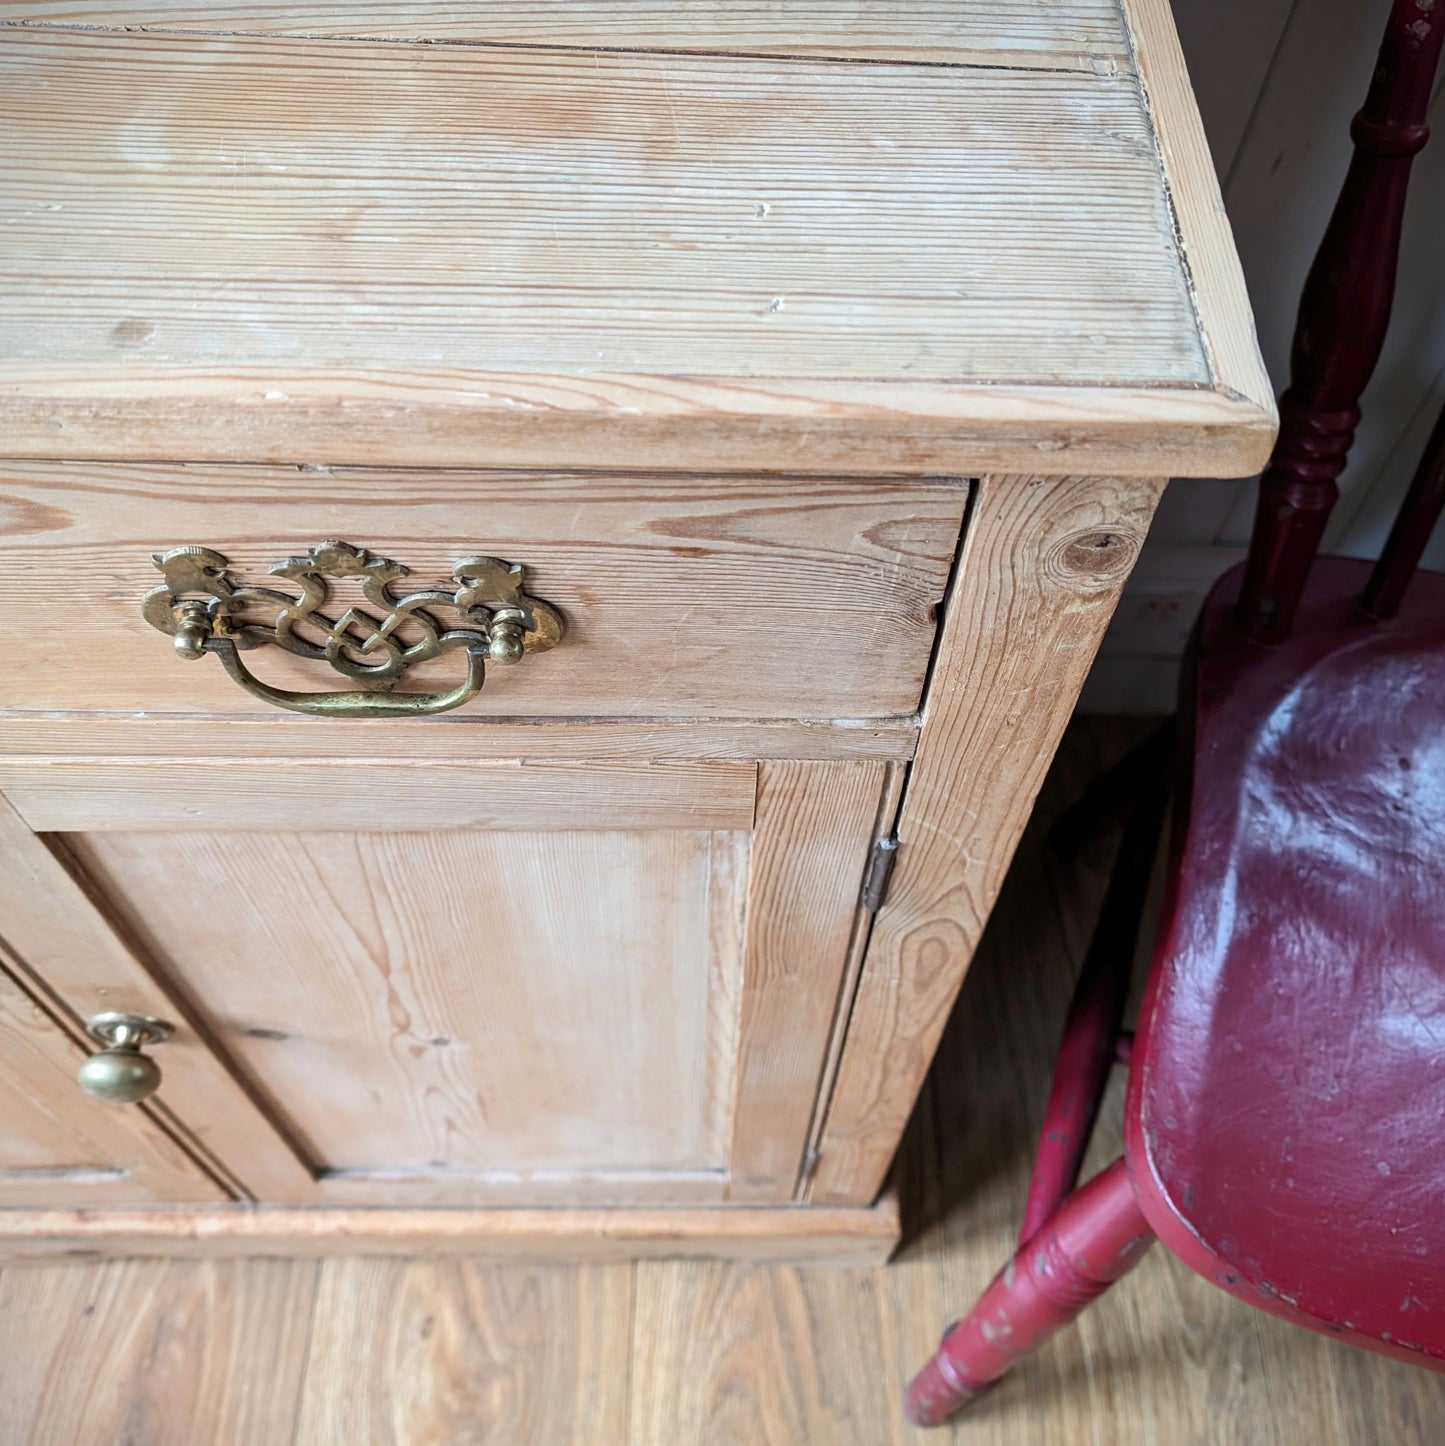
<box><xmin>0</xmin><ymin>1258</ymin><xmax>318</xmax><ymax>1444</ymax></box>
<box><xmin>293</xmin><ymin>1260</ymin><xmax>634</xmax><ymax>1445</ymax></box>
<box><xmin>1</xmin><ymin>717</ymin><xmax>1442</xmax><ymax>1443</ymax></box>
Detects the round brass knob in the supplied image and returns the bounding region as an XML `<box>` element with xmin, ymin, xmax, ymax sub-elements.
<box><xmin>171</xmin><ymin>601</ymin><xmax>212</xmax><ymax>661</ymax></box>
<box><xmin>487</xmin><ymin>609</ymin><xmax>528</xmax><ymax>663</ymax></box>
<box><xmin>78</xmin><ymin>1013</ymin><xmax>174</xmax><ymax>1104</ymax></box>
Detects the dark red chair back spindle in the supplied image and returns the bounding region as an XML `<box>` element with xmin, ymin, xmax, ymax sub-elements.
<box><xmin>1361</xmin><ymin>397</ymin><xmax>1445</xmax><ymax>618</ymax></box>
<box><xmin>1235</xmin><ymin>0</ymin><xmax>1445</xmax><ymax>642</ymax></box>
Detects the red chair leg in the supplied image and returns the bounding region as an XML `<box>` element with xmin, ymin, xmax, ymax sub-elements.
<box><xmin>1019</xmin><ymin>726</ymin><xmax>1172</xmax><ymax>1242</ymax></box>
<box><xmin>905</xmin><ymin>1158</ymin><xmax>1154</xmax><ymax>1428</ymax></box>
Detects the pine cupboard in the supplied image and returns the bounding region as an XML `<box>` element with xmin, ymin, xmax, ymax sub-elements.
<box><xmin>0</xmin><ymin>0</ymin><xmax>1272</xmax><ymax>1260</ymax></box>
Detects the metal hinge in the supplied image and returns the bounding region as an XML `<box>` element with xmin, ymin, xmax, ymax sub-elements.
<box><xmin>798</xmin><ymin>1145</ymin><xmax>821</xmax><ymax>1193</ymax></box>
<box><xmin>860</xmin><ymin>835</ymin><xmax>899</xmax><ymax>914</ymax></box>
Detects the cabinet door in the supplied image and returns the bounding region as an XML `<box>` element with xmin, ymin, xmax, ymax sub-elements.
<box><xmin>0</xmin><ymin>951</ymin><xmax>225</xmax><ymax>1204</ymax></box>
<box><xmin>0</xmin><ymin>759</ymin><xmax>887</xmax><ymax>1206</ymax></box>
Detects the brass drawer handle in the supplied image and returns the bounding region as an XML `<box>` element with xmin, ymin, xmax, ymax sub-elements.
<box><xmin>78</xmin><ymin>1012</ymin><xmax>173</xmax><ymax>1104</ymax></box>
<box><xmin>142</xmin><ymin>541</ymin><xmax>563</xmax><ymax>719</ymax></box>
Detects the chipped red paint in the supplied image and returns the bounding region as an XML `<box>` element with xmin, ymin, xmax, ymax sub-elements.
<box><xmin>905</xmin><ymin>1160</ymin><xmax>1153</xmax><ymax>1428</ymax></box>
<box><xmin>1019</xmin><ymin>726</ymin><xmax>1171</xmax><ymax>1244</ymax></box>
<box><xmin>1235</xmin><ymin>0</ymin><xmax>1444</xmax><ymax>641</ymax></box>
<box><xmin>1126</xmin><ymin>556</ymin><xmax>1445</xmax><ymax>1373</ymax></box>
<box><xmin>904</xmin><ymin>554</ymin><xmax>1445</xmax><ymax>1427</ymax></box>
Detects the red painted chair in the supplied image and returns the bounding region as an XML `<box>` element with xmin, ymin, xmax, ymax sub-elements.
<box><xmin>905</xmin><ymin>0</ymin><xmax>1445</xmax><ymax>1427</ymax></box>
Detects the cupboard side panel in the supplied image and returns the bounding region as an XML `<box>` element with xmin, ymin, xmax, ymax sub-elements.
<box><xmin>809</xmin><ymin>475</ymin><xmax>1166</xmax><ymax>1204</ymax></box>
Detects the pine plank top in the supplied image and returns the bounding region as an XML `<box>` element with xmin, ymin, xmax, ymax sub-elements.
<box><xmin>1</xmin><ymin>2</ymin><xmax>1134</xmax><ymax>68</ymax></box>
<box><xmin>0</xmin><ymin>2</ymin><xmax>1275</xmax><ymax>475</ymax></box>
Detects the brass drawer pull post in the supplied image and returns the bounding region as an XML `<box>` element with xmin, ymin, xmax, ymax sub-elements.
<box><xmin>142</xmin><ymin>541</ymin><xmax>563</xmax><ymax>718</ymax></box>
<box><xmin>78</xmin><ymin>1013</ymin><xmax>173</xmax><ymax>1104</ymax></box>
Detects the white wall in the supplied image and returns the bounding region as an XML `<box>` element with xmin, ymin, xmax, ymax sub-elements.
<box><xmin>1080</xmin><ymin>0</ymin><xmax>1445</xmax><ymax>712</ymax></box>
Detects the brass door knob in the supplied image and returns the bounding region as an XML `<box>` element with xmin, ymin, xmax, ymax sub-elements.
<box><xmin>78</xmin><ymin>1013</ymin><xmax>173</xmax><ymax>1104</ymax></box>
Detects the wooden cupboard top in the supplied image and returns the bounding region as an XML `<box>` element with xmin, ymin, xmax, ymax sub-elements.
<box><xmin>0</xmin><ymin>0</ymin><xmax>1274</xmax><ymax>475</ymax></box>
<box><xmin>0</xmin><ymin>2</ymin><xmax>1136</xmax><ymax>67</ymax></box>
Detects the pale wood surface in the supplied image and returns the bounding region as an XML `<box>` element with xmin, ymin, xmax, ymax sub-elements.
<box><xmin>3</xmin><ymin>725</ymin><xmax>1441</xmax><ymax>1442</ymax></box>
<box><xmin>0</xmin><ymin>374</ymin><xmax>1276</xmax><ymax>479</ymax></box>
<box><xmin>51</xmin><ymin>758</ymin><xmax>885</xmax><ymax>1206</ymax></box>
<box><xmin>0</xmin><ymin>1196</ymin><xmax>901</xmax><ymax>1262</ymax></box>
<box><xmin>802</xmin><ymin>762</ymin><xmax>908</xmax><ymax>1175</ymax></box>
<box><xmin>0</xmin><ymin>16</ymin><xmax>1275</xmax><ymax>477</ymax></box>
<box><xmin>0</xmin><ymin>1</ymin><xmax>1133</xmax><ymax>69</ymax></box>
<box><xmin>726</xmin><ymin>762</ymin><xmax>886</xmax><ymax>1202</ymax></box>
<box><xmin>631</xmin><ymin>1260</ymin><xmax>911</xmax><ymax>1444</ymax></box>
<box><xmin>0</xmin><ymin>463</ymin><xmax>964</xmax><ymax>722</ymax></box>
<box><xmin>0</xmin><ymin>713</ymin><xmax>919</xmax><ymax>763</ymax></box>
<box><xmin>1119</xmin><ymin>0</ymin><xmax>1275</xmax><ymax>420</ymax></box>
<box><xmin>0</xmin><ymin>33</ymin><xmax>1197</xmax><ymax>380</ymax></box>
<box><xmin>0</xmin><ymin>952</ymin><xmax>224</xmax><ymax>1204</ymax></box>
<box><xmin>1</xmin><ymin>759</ymin><xmax>759</xmax><ymax>832</ymax></box>
<box><xmin>810</xmin><ymin>474</ymin><xmax>1167</xmax><ymax>1203</ymax></box>
<box><xmin>0</xmin><ymin>794</ymin><xmax>315</xmax><ymax>1200</ymax></box>
<box><xmin>71</xmin><ymin>827</ymin><xmax>751</xmax><ymax>1198</ymax></box>
<box><xmin>0</xmin><ymin>33</ymin><xmax>1198</xmax><ymax>384</ymax></box>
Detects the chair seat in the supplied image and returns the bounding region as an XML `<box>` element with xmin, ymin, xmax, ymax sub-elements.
<box><xmin>1126</xmin><ymin>557</ymin><xmax>1445</xmax><ymax>1368</ymax></box>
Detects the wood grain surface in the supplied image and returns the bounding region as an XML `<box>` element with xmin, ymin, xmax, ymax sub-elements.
<box><xmin>48</xmin><ymin>757</ymin><xmax>889</xmax><ymax>1207</ymax></box>
<box><xmin>0</xmin><ymin>463</ymin><xmax>964</xmax><ymax>721</ymax></box>
<box><xmin>0</xmin><ymin>759</ymin><xmax>759</xmax><ymax>832</ymax></box>
<box><xmin>0</xmin><ymin>12</ymin><xmax>1276</xmax><ymax>477</ymax></box>
<box><xmin>0</xmin><ymin>372</ymin><xmax>1277</xmax><ymax>479</ymax></box>
<box><xmin>0</xmin><ymin>952</ymin><xmax>224</xmax><ymax>1204</ymax></box>
<box><xmin>810</xmin><ymin>474</ymin><xmax>1167</xmax><ymax>1203</ymax></box>
<box><xmin>0</xmin><ymin>1259</ymin><xmax>318</xmax><ymax>1445</ymax></box>
<box><xmin>1121</xmin><ymin>0</ymin><xmax>1275</xmax><ymax>421</ymax></box>
<box><xmin>69</xmin><ymin>826</ymin><xmax>752</xmax><ymax>1198</ymax></box>
<box><xmin>0</xmin><ymin>713</ymin><xmax>919</xmax><ymax>763</ymax></box>
<box><xmin>0</xmin><ymin>1196</ymin><xmax>901</xmax><ymax>1262</ymax></box>
<box><xmin>2</xmin><ymin>726</ymin><xmax>1438</xmax><ymax>1443</ymax></box>
<box><xmin>726</xmin><ymin>761</ymin><xmax>886</xmax><ymax>1201</ymax></box>
<box><xmin>0</xmin><ymin>32</ymin><xmax>1199</xmax><ymax>383</ymax></box>
<box><xmin>0</xmin><ymin>793</ymin><xmax>314</xmax><ymax>1199</ymax></box>
<box><xmin>294</xmin><ymin>1259</ymin><xmax>634</xmax><ymax>1445</ymax></box>
<box><xmin>0</xmin><ymin>1</ymin><xmax>1133</xmax><ymax>69</ymax></box>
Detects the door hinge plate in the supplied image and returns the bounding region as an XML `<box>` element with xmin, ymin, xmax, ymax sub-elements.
<box><xmin>861</xmin><ymin>835</ymin><xmax>899</xmax><ymax>913</ymax></box>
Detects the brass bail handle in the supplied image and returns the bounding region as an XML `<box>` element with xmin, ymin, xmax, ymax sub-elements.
<box><xmin>78</xmin><ymin>1013</ymin><xmax>174</xmax><ymax>1104</ymax></box>
<box><xmin>142</xmin><ymin>542</ymin><xmax>563</xmax><ymax>719</ymax></box>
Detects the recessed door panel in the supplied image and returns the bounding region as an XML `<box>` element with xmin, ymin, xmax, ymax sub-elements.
<box><xmin>70</xmin><ymin>827</ymin><xmax>748</xmax><ymax>1198</ymax></box>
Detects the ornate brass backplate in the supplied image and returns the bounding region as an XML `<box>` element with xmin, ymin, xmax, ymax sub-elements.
<box><xmin>141</xmin><ymin>540</ymin><xmax>563</xmax><ymax>718</ymax></box>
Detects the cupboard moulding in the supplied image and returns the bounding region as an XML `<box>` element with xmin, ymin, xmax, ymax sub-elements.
<box><xmin>0</xmin><ymin>378</ymin><xmax>1273</xmax><ymax>479</ymax></box>
<box><xmin>0</xmin><ymin>1196</ymin><xmax>902</xmax><ymax>1264</ymax></box>
<box><xmin>0</xmin><ymin>715</ymin><xmax>922</xmax><ymax>763</ymax></box>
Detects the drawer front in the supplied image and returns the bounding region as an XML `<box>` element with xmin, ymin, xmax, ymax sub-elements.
<box><xmin>0</xmin><ymin>462</ymin><xmax>966</xmax><ymax>724</ymax></box>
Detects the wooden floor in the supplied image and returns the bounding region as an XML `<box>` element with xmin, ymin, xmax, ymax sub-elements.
<box><xmin>1</xmin><ymin>718</ymin><xmax>1441</xmax><ymax>1445</ymax></box>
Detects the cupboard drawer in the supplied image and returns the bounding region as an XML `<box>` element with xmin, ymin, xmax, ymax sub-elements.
<box><xmin>0</xmin><ymin>462</ymin><xmax>966</xmax><ymax>724</ymax></box>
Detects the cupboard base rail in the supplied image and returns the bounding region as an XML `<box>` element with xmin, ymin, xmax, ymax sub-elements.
<box><xmin>0</xmin><ymin>1196</ymin><xmax>900</xmax><ymax>1264</ymax></box>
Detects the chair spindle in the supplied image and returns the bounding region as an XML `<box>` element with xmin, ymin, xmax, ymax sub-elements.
<box><xmin>1360</xmin><ymin>397</ymin><xmax>1445</xmax><ymax>619</ymax></box>
<box><xmin>1235</xmin><ymin>0</ymin><xmax>1444</xmax><ymax>642</ymax></box>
